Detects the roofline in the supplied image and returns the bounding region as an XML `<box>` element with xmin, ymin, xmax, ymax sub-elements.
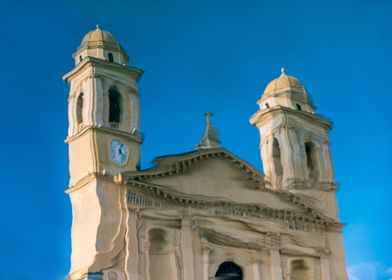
<box><xmin>123</xmin><ymin>148</ymin><xmax>263</xmax><ymax>182</ymax></box>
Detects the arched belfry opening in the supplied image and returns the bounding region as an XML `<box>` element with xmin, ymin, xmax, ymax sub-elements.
<box><xmin>109</xmin><ymin>88</ymin><xmax>121</xmax><ymax>127</ymax></box>
<box><xmin>76</xmin><ymin>93</ymin><xmax>84</xmax><ymax>126</ymax></box>
<box><xmin>305</xmin><ymin>142</ymin><xmax>319</xmax><ymax>181</ymax></box>
<box><xmin>272</xmin><ymin>137</ymin><xmax>283</xmax><ymax>177</ymax></box>
<box><xmin>108</xmin><ymin>52</ymin><xmax>114</xmax><ymax>62</ymax></box>
<box><xmin>215</xmin><ymin>261</ymin><xmax>243</xmax><ymax>280</ymax></box>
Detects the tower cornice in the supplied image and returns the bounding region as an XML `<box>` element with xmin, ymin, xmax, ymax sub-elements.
<box><xmin>65</xmin><ymin>124</ymin><xmax>144</xmax><ymax>144</ymax></box>
<box><xmin>250</xmin><ymin>106</ymin><xmax>332</xmax><ymax>131</ymax></box>
<box><xmin>63</xmin><ymin>56</ymin><xmax>144</xmax><ymax>82</ymax></box>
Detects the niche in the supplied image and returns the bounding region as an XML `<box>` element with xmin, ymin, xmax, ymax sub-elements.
<box><xmin>290</xmin><ymin>259</ymin><xmax>313</xmax><ymax>280</ymax></box>
<box><xmin>272</xmin><ymin>138</ymin><xmax>283</xmax><ymax>177</ymax></box>
<box><xmin>304</xmin><ymin>142</ymin><xmax>319</xmax><ymax>181</ymax></box>
<box><xmin>76</xmin><ymin>93</ymin><xmax>84</xmax><ymax>127</ymax></box>
<box><xmin>148</xmin><ymin>228</ymin><xmax>176</xmax><ymax>280</ymax></box>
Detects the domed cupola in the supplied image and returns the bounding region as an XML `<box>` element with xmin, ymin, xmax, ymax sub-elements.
<box><xmin>73</xmin><ymin>25</ymin><xmax>129</xmax><ymax>66</ymax></box>
<box><xmin>257</xmin><ymin>68</ymin><xmax>315</xmax><ymax>113</ymax></box>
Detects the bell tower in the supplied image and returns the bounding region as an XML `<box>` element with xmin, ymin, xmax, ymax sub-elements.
<box><xmin>64</xmin><ymin>25</ymin><xmax>143</xmax><ymax>185</ymax></box>
<box><xmin>63</xmin><ymin>26</ymin><xmax>143</xmax><ymax>280</ymax></box>
<box><xmin>250</xmin><ymin>69</ymin><xmax>338</xmax><ymax>219</ymax></box>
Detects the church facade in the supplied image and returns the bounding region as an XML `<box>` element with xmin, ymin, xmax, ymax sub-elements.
<box><xmin>63</xmin><ymin>27</ymin><xmax>348</xmax><ymax>280</ymax></box>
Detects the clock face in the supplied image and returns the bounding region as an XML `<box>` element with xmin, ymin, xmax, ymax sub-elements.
<box><xmin>110</xmin><ymin>139</ymin><xmax>128</xmax><ymax>166</ymax></box>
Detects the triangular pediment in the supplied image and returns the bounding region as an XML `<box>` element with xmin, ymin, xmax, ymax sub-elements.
<box><xmin>122</xmin><ymin>149</ymin><xmax>324</xmax><ymax>217</ymax></box>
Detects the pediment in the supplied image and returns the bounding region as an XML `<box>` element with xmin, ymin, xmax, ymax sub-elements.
<box><xmin>123</xmin><ymin>149</ymin><xmax>311</xmax><ymax>214</ymax></box>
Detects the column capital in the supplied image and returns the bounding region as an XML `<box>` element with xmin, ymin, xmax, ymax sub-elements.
<box><xmin>265</xmin><ymin>232</ymin><xmax>281</xmax><ymax>251</ymax></box>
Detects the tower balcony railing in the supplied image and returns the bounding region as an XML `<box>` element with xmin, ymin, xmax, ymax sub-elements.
<box><xmin>107</xmin><ymin>123</ymin><xmax>144</xmax><ymax>141</ymax></box>
<box><xmin>110</xmin><ymin>122</ymin><xmax>120</xmax><ymax>129</ymax></box>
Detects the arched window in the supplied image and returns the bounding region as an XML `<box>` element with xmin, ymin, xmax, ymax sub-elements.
<box><xmin>79</xmin><ymin>55</ymin><xmax>83</xmax><ymax>62</ymax></box>
<box><xmin>296</xmin><ymin>103</ymin><xmax>302</xmax><ymax>111</ymax></box>
<box><xmin>109</xmin><ymin>89</ymin><xmax>121</xmax><ymax>125</ymax></box>
<box><xmin>272</xmin><ymin>137</ymin><xmax>283</xmax><ymax>176</ymax></box>
<box><xmin>108</xmin><ymin>52</ymin><xmax>114</xmax><ymax>62</ymax></box>
<box><xmin>76</xmin><ymin>93</ymin><xmax>84</xmax><ymax>126</ymax></box>
<box><xmin>305</xmin><ymin>142</ymin><xmax>319</xmax><ymax>181</ymax></box>
<box><xmin>290</xmin><ymin>259</ymin><xmax>312</xmax><ymax>280</ymax></box>
<box><xmin>265</xmin><ymin>102</ymin><xmax>270</xmax><ymax>109</ymax></box>
<box><xmin>215</xmin><ymin>261</ymin><xmax>243</xmax><ymax>280</ymax></box>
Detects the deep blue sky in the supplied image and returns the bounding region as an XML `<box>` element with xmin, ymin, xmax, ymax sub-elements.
<box><xmin>0</xmin><ymin>1</ymin><xmax>391</xmax><ymax>279</ymax></box>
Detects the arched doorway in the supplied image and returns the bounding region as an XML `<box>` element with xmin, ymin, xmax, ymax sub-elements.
<box><xmin>215</xmin><ymin>261</ymin><xmax>243</xmax><ymax>280</ymax></box>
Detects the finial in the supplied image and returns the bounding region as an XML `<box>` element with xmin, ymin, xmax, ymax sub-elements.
<box><xmin>281</xmin><ymin>67</ymin><xmax>285</xmax><ymax>75</ymax></box>
<box><xmin>195</xmin><ymin>112</ymin><xmax>221</xmax><ymax>150</ymax></box>
<box><xmin>96</xmin><ymin>24</ymin><xmax>100</xmax><ymax>29</ymax></box>
<box><xmin>205</xmin><ymin>112</ymin><xmax>214</xmax><ymax>126</ymax></box>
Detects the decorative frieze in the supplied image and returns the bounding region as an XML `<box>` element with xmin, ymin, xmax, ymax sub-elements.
<box><xmin>127</xmin><ymin>190</ymin><xmax>329</xmax><ymax>232</ymax></box>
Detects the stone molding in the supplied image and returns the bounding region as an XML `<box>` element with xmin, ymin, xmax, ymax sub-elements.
<box><xmin>63</xmin><ymin>56</ymin><xmax>144</xmax><ymax>82</ymax></box>
<box><xmin>65</xmin><ymin>124</ymin><xmax>143</xmax><ymax>144</ymax></box>
<box><xmin>126</xmin><ymin>183</ymin><xmax>338</xmax><ymax>232</ymax></box>
<box><xmin>250</xmin><ymin>105</ymin><xmax>333</xmax><ymax>131</ymax></box>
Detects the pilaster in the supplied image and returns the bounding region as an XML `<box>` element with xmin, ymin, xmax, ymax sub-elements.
<box><xmin>266</xmin><ymin>232</ymin><xmax>283</xmax><ymax>280</ymax></box>
<box><xmin>181</xmin><ymin>217</ymin><xmax>195</xmax><ymax>280</ymax></box>
<box><xmin>125</xmin><ymin>210</ymin><xmax>141</xmax><ymax>280</ymax></box>
<box><xmin>201</xmin><ymin>239</ymin><xmax>210</xmax><ymax>280</ymax></box>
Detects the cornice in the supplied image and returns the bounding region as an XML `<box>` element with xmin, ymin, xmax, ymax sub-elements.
<box><xmin>250</xmin><ymin>106</ymin><xmax>332</xmax><ymax>130</ymax></box>
<box><xmin>65</xmin><ymin>124</ymin><xmax>143</xmax><ymax>144</ymax></box>
<box><xmin>66</xmin><ymin>173</ymin><xmax>101</xmax><ymax>194</ymax></box>
<box><xmin>66</xmin><ymin>172</ymin><xmax>121</xmax><ymax>194</ymax></box>
<box><xmin>63</xmin><ymin>57</ymin><xmax>144</xmax><ymax>82</ymax></box>
<box><xmin>122</xmin><ymin>179</ymin><xmax>341</xmax><ymax>232</ymax></box>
